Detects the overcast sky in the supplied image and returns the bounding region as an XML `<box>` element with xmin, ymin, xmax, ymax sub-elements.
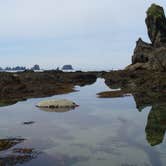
<box><xmin>0</xmin><ymin>0</ymin><xmax>165</xmax><ymax>70</ymax></box>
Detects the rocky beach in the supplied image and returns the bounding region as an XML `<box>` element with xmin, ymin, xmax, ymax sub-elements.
<box><xmin>0</xmin><ymin>3</ymin><xmax>166</xmax><ymax>166</ymax></box>
<box><xmin>1</xmin><ymin>5</ymin><xmax>166</xmax><ymax>108</ymax></box>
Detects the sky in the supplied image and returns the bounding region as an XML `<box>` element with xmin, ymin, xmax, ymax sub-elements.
<box><xmin>0</xmin><ymin>0</ymin><xmax>165</xmax><ymax>70</ymax></box>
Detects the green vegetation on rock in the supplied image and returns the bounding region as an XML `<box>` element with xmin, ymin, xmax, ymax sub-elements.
<box><xmin>147</xmin><ymin>4</ymin><xmax>165</xmax><ymax>18</ymax></box>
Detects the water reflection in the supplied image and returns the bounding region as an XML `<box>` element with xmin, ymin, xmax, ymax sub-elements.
<box><xmin>133</xmin><ymin>92</ymin><xmax>166</xmax><ymax>146</ymax></box>
<box><xmin>145</xmin><ymin>103</ymin><xmax>166</xmax><ymax>146</ymax></box>
<box><xmin>99</xmin><ymin>82</ymin><xmax>166</xmax><ymax>147</ymax></box>
<box><xmin>0</xmin><ymin>138</ymin><xmax>25</xmax><ymax>151</ymax></box>
<box><xmin>38</xmin><ymin>107</ymin><xmax>76</xmax><ymax>113</ymax></box>
<box><xmin>0</xmin><ymin>138</ymin><xmax>39</xmax><ymax>166</ymax></box>
<box><xmin>0</xmin><ymin>78</ymin><xmax>165</xmax><ymax>165</ymax></box>
<box><xmin>0</xmin><ymin>149</ymin><xmax>39</xmax><ymax>166</ymax></box>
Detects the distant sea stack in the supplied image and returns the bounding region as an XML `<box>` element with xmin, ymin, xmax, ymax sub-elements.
<box><xmin>126</xmin><ymin>4</ymin><xmax>166</xmax><ymax>71</ymax></box>
<box><xmin>31</xmin><ymin>64</ymin><xmax>40</xmax><ymax>70</ymax></box>
<box><xmin>62</xmin><ymin>65</ymin><xmax>73</xmax><ymax>70</ymax></box>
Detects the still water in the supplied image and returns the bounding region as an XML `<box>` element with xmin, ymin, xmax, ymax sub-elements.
<box><xmin>0</xmin><ymin>79</ymin><xmax>165</xmax><ymax>166</ymax></box>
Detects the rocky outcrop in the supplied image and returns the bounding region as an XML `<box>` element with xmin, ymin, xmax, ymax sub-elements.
<box><xmin>0</xmin><ymin>71</ymin><xmax>97</xmax><ymax>104</ymax></box>
<box><xmin>132</xmin><ymin>38</ymin><xmax>153</xmax><ymax>64</ymax></box>
<box><xmin>62</xmin><ymin>65</ymin><xmax>73</xmax><ymax>70</ymax></box>
<box><xmin>146</xmin><ymin>4</ymin><xmax>166</xmax><ymax>46</ymax></box>
<box><xmin>127</xmin><ymin>4</ymin><xmax>166</xmax><ymax>71</ymax></box>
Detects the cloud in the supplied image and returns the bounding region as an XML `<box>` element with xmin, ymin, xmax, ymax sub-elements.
<box><xmin>0</xmin><ymin>0</ymin><xmax>165</xmax><ymax>69</ymax></box>
<box><xmin>0</xmin><ymin>0</ymin><xmax>155</xmax><ymax>38</ymax></box>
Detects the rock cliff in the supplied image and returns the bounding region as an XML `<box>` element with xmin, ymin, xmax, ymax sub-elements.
<box><xmin>127</xmin><ymin>4</ymin><xmax>166</xmax><ymax>71</ymax></box>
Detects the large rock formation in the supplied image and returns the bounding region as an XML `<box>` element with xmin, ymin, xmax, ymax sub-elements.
<box><xmin>146</xmin><ymin>4</ymin><xmax>166</xmax><ymax>46</ymax></box>
<box><xmin>127</xmin><ymin>4</ymin><xmax>166</xmax><ymax>71</ymax></box>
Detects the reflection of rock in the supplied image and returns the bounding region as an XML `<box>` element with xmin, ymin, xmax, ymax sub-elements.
<box><xmin>0</xmin><ymin>138</ymin><xmax>25</xmax><ymax>151</ymax></box>
<box><xmin>0</xmin><ymin>148</ymin><xmax>39</xmax><ymax>166</ymax></box>
<box><xmin>97</xmin><ymin>90</ymin><xmax>131</xmax><ymax>98</ymax></box>
<box><xmin>38</xmin><ymin>107</ymin><xmax>75</xmax><ymax>113</ymax></box>
<box><xmin>102</xmin><ymin>70</ymin><xmax>166</xmax><ymax>146</ymax></box>
<box><xmin>145</xmin><ymin>103</ymin><xmax>166</xmax><ymax>146</ymax></box>
<box><xmin>0</xmin><ymin>138</ymin><xmax>40</xmax><ymax>166</ymax></box>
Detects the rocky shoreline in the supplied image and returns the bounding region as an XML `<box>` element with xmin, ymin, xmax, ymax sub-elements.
<box><xmin>0</xmin><ymin>71</ymin><xmax>98</xmax><ymax>105</ymax></box>
<box><xmin>100</xmin><ymin>4</ymin><xmax>166</xmax><ymax>110</ymax></box>
<box><xmin>0</xmin><ymin>4</ymin><xmax>166</xmax><ymax>110</ymax></box>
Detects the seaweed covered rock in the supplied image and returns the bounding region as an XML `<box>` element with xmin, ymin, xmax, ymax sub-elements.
<box><xmin>146</xmin><ymin>4</ymin><xmax>166</xmax><ymax>47</ymax></box>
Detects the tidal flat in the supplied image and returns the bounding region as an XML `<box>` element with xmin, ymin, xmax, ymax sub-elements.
<box><xmin>0</xmin><ymin>78</ymin><xmax>165</xmax><ymax>166</ymax></box>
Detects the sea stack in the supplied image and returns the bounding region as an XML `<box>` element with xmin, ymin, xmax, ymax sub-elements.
<box><xmin>62</xmin><ymin>65</ymin><xmax>73</xmax><ymax>70</ymax></box>
<box><xmin>127</xmin><ymin>4</ymin><xmax>166</xmax><ymax>71</ymax></box>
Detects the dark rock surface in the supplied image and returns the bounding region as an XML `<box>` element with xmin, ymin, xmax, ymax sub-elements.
<box><xmin>31</xmin><ymin>64</ymin><xmax>40</xmax><ymax>70</ymax></box>
<box><xmin>146</xmin><ymin>4</ymin><xmax>166</xmax><ymax>46</ymax></box>
<box><xmin>62</xmin><ymin>65</ymin><xmax>73</xmax><ymax>70</ymax></box>
<box><xmin>0</xmin><ymin>71</ymin><xmax>97</xmax><ymax>104</ymax></box>
<box><xmin>128</xmin><ymin>4</ymin><xmax>166</xmax><ymax>71</ymax></box>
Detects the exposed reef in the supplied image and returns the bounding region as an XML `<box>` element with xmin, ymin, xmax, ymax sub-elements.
<box><xmin>0</xmin><ymin>71</ymin><xmax>97</xmax><ymax>105</ymax></box>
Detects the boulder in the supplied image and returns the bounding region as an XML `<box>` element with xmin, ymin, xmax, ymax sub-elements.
<box><xmin>36</xmin><ymin>99</ymin><xmax>78</xmax><ymax>108</ymax></box>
